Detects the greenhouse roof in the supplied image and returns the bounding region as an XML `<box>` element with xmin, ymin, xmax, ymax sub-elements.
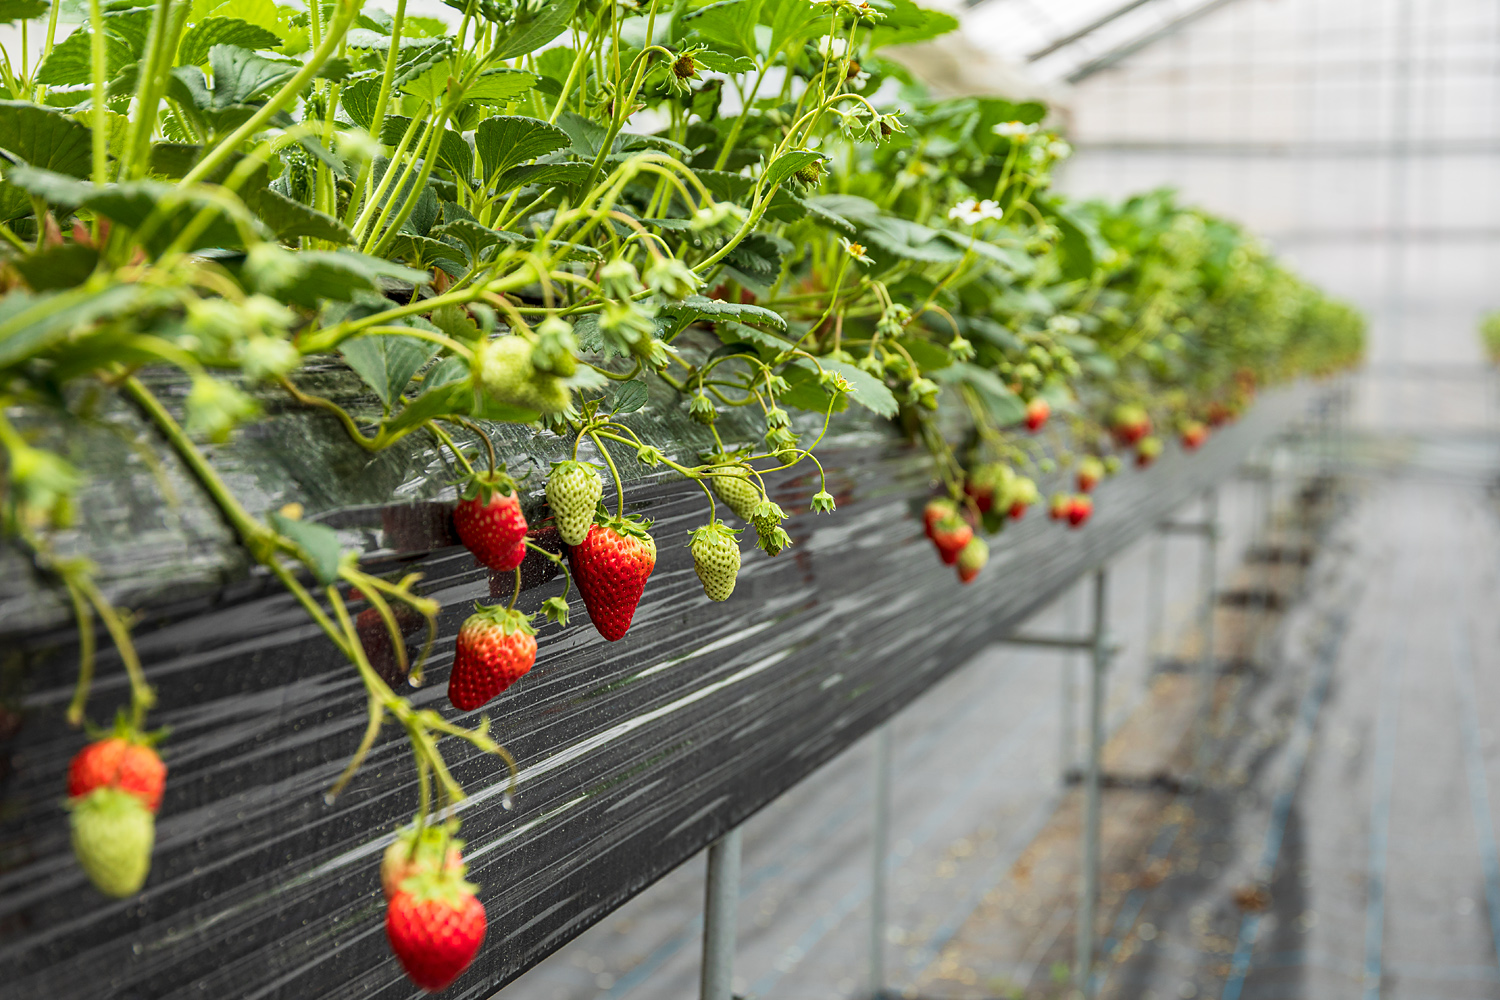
<box><xmin>957</xmin><ymin>0</ymin><xmax>1241</xmax><ymax>83</ymax></box>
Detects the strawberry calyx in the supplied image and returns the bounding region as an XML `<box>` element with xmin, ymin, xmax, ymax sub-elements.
<box><xmin>396</xmin><ymin>865</ymin><xmax>480</xmax><ymax>906</ymax></box>
<box><xmin>84</xmin><ymin>707</ymin><xmax>168</xmax><ymax>748</ymax></box>
<box><xmin>688</xmin><ymin>520</ymin><xmax>741</xmax><ymax>546</ymax></box>
<box><xmin>468</xmin><ymin>603</ymin><xmax>536</xmax><ymax>636</ymax></box>
<box><xmin>459</xmin><ymin>469</ymin><xmax>519</xmax><ymax>505</ymax></box>
<box><xmin>598</xmin><ymin>513</ymin><xmax>654</xmax><ymax>541</ymax></box>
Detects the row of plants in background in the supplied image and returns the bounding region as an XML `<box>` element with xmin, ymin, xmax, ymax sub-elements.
<box><xmin>0</xmin><ymin>0</ymin><xmax>1362</xmax><ymax>987</ymax></box>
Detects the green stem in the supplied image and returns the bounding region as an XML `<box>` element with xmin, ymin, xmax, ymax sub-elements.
<box><xmin>587</xmin><ymin>429</ymin><xmax>626</xmax><ymax>518</ymax></box>
<box><xmin>87</xmin><ymin>0</ymin><xmax>106</xmax><ymax>186</ymax></box>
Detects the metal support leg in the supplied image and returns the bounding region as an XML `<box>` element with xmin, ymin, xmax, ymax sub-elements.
<box><xmin>1145</xmin><ymin>531</ymin><xmax>1166</xmax><ymax>669</ymax></box>
<box><xmin>1061</xmin><ymin>581</ymin><xmax>1081</xmax><ymax>782</ymax></box>
<box><xmin>870</xmin><ymin>725</ymin><xmax>892</xmax><ymax>999</ymax></box>
<box><xmin>1193</xmin><ymin>490</ymin><xmax>1220</xmax><ymax>781</ymax></box>
<box><xmin>701</xmin><ymin>827</ymin><xmax>742</xmax><ymax>1000</ymax></box>
<box><xmin>1075</xmin><ymin>568</ymin><xmax>1109</xmax><ymax>994</ymax></box>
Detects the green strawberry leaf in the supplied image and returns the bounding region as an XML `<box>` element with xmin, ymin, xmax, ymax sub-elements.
<box><xmin>178</xmin><ymin>16</ymin><xmax>282</xmax><ymax>65</ymax></box>
<box><xmin>817</xmin><ymin>358</ymin><xmax>897</xmax><ymax>418</ymax></box>
<box><xmin>0</xmin><ymin>0</ymin><xmax>48</xmax><ymax>22</ymax></box>
<box><xmin>269</xmin><ymin>512</ymin><xmax>344</xmax><ymax>585</ymax></box>
<box><xmin>609</xmin><ymin>379</ymin><xmax>648</xmax><ymax>414</ymax></box>
<box><xmin>491</xmin><ymin>0</ymin><xmax>578</xmax><ymax>59</ymax></box>
<box><xmin>341</xmin><ymin>333</ymin><xmax>440</xmax><ymax>408</ymax></box>
<box><xmin>0</xmin><ymin>100</ymin><xmax>93</xmax><ymax>178</ymax></box>
<box><xmin>474</xmin><ymin>115</ymin><xmax>569</xmax><ymax>182</ymax></box>
<box><xmin>656</xmin><ymin>295</ymin><xmax>787</xmax><ymax>331</ymax></box>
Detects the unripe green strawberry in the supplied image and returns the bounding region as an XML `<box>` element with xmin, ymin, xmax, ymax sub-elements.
<box><xmin>472</xmin><ymin>336</ymin><xmax>570</xmax><ymax>414</ymax></box>
<box><xmin>689</xmin><ymin>521</ymin><xmax>742</xmax><ymax>602</ymax></box>
<box><xmin>70</xmin><ymin>786</ymin><xmax>154</xmax><ymax>898</ymax></box>
<box><xmin>546</xmin><ymin>461</ymin><xmax>602</xmax><ymax>546</ymax></box>
<box><xmin>709</xmin><ymin>467</ymin><xmax>761</xmax><ymax>523</ymax></box>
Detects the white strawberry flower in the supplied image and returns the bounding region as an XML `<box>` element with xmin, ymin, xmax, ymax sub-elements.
<box><xmin>947</xmin><ymin>199</ymin><xmax>1003</xmax><ymax>226</ymax></box>
<box><xmin>993</xmin><ymin>120</ymin><xmax>1038</xmax><ymax>138</ymax></box>
<box><xmin>839</xmin><ymin>236</ymin><xmax>873</xmax><ymax>264</ymax></box>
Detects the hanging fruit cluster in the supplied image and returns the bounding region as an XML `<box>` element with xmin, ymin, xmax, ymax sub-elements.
<box><xmin>0</xmin><ymin>0</ymin><xmax>1363</xmax><ymax>986</ymax></box>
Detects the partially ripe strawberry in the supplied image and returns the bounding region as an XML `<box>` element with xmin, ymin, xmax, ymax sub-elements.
<box><xmin>1049</xmin><ymin>493</ymin><xmax>1071</xmax><ymax>521</ymax></box>
<box><xmin>930</xmin><ymin>513</ymin><xmax>973</xmax><ymax>566</ymax></box>
<box><xmin>1109</xmin><ymin>404</ymin><xmax>1151</xmax><ymax>445</ymax></box>
<box><xmin>1068</xmin><ymin>494</ymin><xmax>1093</xmax><ymax>527</ymax></box>
<box><xmin>69</xmin><ymin>736</ymin><xmax>166</xmax><ymax>813</ymax></box>
<box><xmin>964</xmin><ymin>465</ymin><xmax>1012</xmax><ymax>515</ymax></box>
<box><xmin>454</xmin><ymin>473</ymin><xmax>528</xmax><ymax>572</ymax></box>
<box><xmin>448</xmin><ymin>605</ymin><xmax>537</xmax><ymax>711</ymax></box>
<box><xmin>70</xmin><ymin>787</ymin><xmax>155</xmax><ymax>898</ymax></box>
<box><xmin>1007</xmin><ymin>477</ymin><xmax>1039</xmax><ymax>520</ymax></box>
<box><xmin>1076</xmin><ymin>457</ymin><xmax>1105</xmax><ymax>493</ymax></box>
<box><xmin>569</xmin><ymin>517</ymin><xmax>657</xmax><ymax>641</ymax></box>
<box><xmin>1181</xmin><ymin>421</ymin><xmax>1208</xmax><ymax>450</ymax></box>
<box><xmin>923</xmin><ymin>498</ymin><xmax>958</xmax><ymax>540</ymax></box>
<box><xmin>386</xmin><ymin>870</ymin><xmax>487</xmax><ymax>992</ymax></box>
<box><xmin>1024</xmin><ymin>397</ymin><xmax>1050</xmax><ymax>432</ymax></box>
<box><xmin>545</xmin><ymin>460</ymin><xmax>602</xmax><ymax>546</ymax></box>
<box><xmin>1136</xmin><ymin>436</ymin><xmax>1164</xmax><ymax>468</ymax></box>
<box><xmin>382</xmin><ymin>827</ymin><xmax>465</xmax><ymax>901</ymax></box>
<box><xmin>690</xmin><ymin>521</ymin><xmax>742</xmax><ymax>602</ymax></box>
<box><xmin>956</xmin><ymin>537</ymin><xmax>989</xmax><ymax>584</ymax></box>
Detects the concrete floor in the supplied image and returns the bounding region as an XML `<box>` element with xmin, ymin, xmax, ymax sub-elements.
<box><xmin>496</xmin><ymin>385</ymin><xmax>1500</xmax><ymax>1000</ymax></box>
<box><xmin>494</xmin><ymin>447</ymin><xmax>1294</xmax><ymax>1000</ymax></box>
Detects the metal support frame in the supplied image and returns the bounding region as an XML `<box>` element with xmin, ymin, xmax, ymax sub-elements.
<box><xmin>1075</xmin><ymin>568</ymin><xmax>1109</xmax><ymax>994</ymax></box>
<box><xmin>1192</xmin><ymin>491</ymin><xmax>1220</xmax><ymax>781</ymax></box>
<box><xmin>701</xmin><ymin>827</ymin><xmax>742</xmax><ymax>1000</ymax></box>
<box><xmin>870</xmin><ymin>724</ymin><xmax>892</xmax><ymax>1000</ymax></box>
<box><xmin>1145</xmin><ymin>533</ymin><xmax>1166</xmax><ymax>668</ymax></box>
<box><xmin>995</xmin><ymin>568</ymin><xmax>1113</xmax><ymax>996</ymax></box>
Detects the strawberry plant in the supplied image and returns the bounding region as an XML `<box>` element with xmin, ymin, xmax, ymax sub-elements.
<box><xmin>0</xmin><ymin>0</ymin><xmax>1363</xmax><ymax>983</ymax></box>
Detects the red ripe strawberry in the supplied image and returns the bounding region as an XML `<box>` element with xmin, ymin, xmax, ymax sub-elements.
<box><xmin>1068</xmin><ymin>494</ymin><xmax>1093</xmax><ymax>528</ymax></box>
<box><xmin>448</xmin><ymin>605</ymin><xmax>537</xmax><ymax>711</ymax></box>
<box><xmin>569</xmin><ymin>517</ymin><xmax>656</xmax><ymax>641</ymax></box>
<box><xmin>1024</xmin><ymin>397</ymin><xmax>1050</xmax><ymax>432</ymax></box>
<box><xmin>68</xmin><ymin>735</ymin><xmax>166</xmax><ymax>814</ymax></box>
<box><xmin>1049</xmin><ymin>493</ymin><xmax>1071</xmax><ymax>521</ymax></box>
<box><xmin>1181</xmin><ymin>421</ymin><xmax>1209</xmax><ymax>450</ymax></box>
<box><xmin>930</xmin><ymin>513</ymin><xmax>972</xmax><ymax>566</ymax></box>
<box><xmin>386</xmin><ymin>870</ymin><xmax>487</xmax><ymax>992</ymax></box>
<box><xmin>454</xmin><ymin>473</ymin><xmax>528</xmax><ymax>572</ymax></box>
<box><xmin>923</xmin><ymin>498</ymin><xmax>957</xmax><ymax>540</ymax></box>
